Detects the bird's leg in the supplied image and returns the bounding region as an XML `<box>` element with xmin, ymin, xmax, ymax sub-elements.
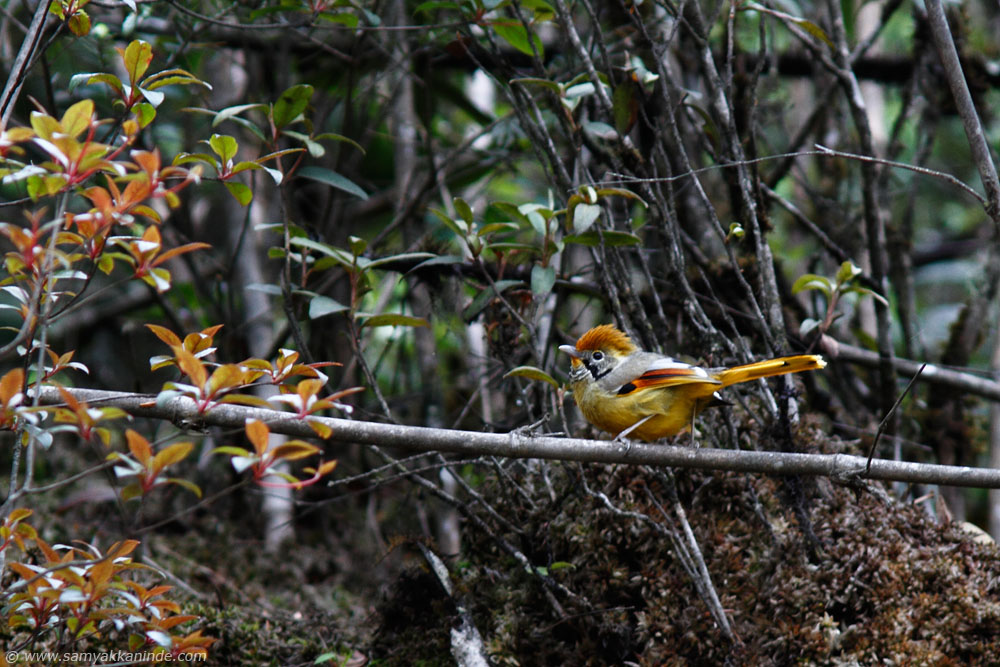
<box><xmin>687</xmin><ymin>403</ymin><xmax>699</xmax><ymax>448</ymax></box>
<box><xmin>614</xmin><ymin>415</ymin><xmax>655</xmax><ymax>453</ymax></box>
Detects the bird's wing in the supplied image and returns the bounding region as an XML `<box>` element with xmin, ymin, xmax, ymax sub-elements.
<box><xmin>611</xmin><ymin>356</ymin><xmax>721</xmax><ymax>396</ymax></box>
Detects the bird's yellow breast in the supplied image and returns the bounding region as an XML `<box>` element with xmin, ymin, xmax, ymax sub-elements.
<box><xmin>570</xmin><ymin>379</ymin><xmax>708</xmax><ymax>440</ymax></box>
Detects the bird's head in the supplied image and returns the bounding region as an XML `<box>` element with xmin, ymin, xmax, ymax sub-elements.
<box><xmin>559</xmin><ymin>324</ymin><xmax>637</xmax><ymax>382</ymax></box>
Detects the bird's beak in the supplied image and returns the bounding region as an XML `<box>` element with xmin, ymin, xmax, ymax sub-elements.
<box><xmin>558</xmin><ymin>344</ymin><xmax>580</xmax><ymax>360</ymax></box>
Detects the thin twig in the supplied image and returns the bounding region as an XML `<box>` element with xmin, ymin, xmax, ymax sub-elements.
<box><xmin>866</xmin><ymin>363</ymin><xmax>926</xmax><ymax>474</ymax></box>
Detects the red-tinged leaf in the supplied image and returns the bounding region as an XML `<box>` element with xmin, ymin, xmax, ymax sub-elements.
<box><xmin>152</xmin><ymin>442</ymin><xmax>193</xmax><ymax>471</ymax></box>
<box><xmin>110</xmin><ymin>539</ymin><xmax>140</xmax><ymax>559</ymax></box>
<box><xmin>210</xmin><ymin>446</ymin><xmax>253</xmax><ymax>457</ymax></box>
<box><xmin>245</xmin><ymin>419</ymin><xmax>270</xmax><ymax>456</ymax></box>
<box><xmin>314</xmin><ymin>459</ymin><xmax>338</xmax><ymax>476</ymax></box>
<box><xmin>146</xmin><ymin>324</ymin><xmax>181</xmax><ymax>347</ymax></box>
<box><xmin>157</xmin><ymin>615</ymin><xmax>199</xmax><ymax>630</ymax></box>
<box><xmin>126</xmin><ymin>429</ymin><xmax>153</xmax><ymax>465</ymax></box>
<box><xmin>308</xmin><ymin>419</ymin><xmax>333</xmax><ymax>439</ymax></box>
<box><xmin>121</xmin><ymin>40</ymin><xmax>154</xmax><ymax>86</ymax></box>
<box><xmin>8</xmin><ymin>508</ymin><xmax>32</xmax><ymax>523</ymax></box>
<box><xmin>173</xmin><ymin>347</ymin><xmax>208</xmax><ymax>389</ymax></box>
<box><xmin>152</xmin><ymin>242</ymin><xmax>212</xmax><ymax>267</ymax></box>
<box><xmin>269</xmin><ymin>441</ymin><xmax>321</xmax><ymax>461</ymax></box>
<box><xmin>76</xmin><ymin>72</ymin><xmax>125</xmax><ymax>96</ymax></box>
<box><xmin>131</xmin><ymin>204</ymin><xmax>161</xmax><ymax>223</ymax></box>
<box><xmin>166</xmin><ymin>477</ymin><xmax>202</xmax><ymax>498</ymax></box>
<box><xmin>255</xmin><ymin>148</ymin><xmax>305</xmax><ymax>163</ymax></box>
<box><xmin>218</xmin><ymin>394</ymin><xmax>271</xmax><ymax>407</ymax></box>
<box><xmin>68</xmin><ymin>10</ymin><xmax>91</xmax><ymax>36</ymax></box>
<box><xmin>206</xmin><ymin>364</ymin><xmax>247</xmax><ymax>396</ymax></box>
<box><xmin>89</xmin><ymin>557</ymin><xmax>114</xmax><ymax>586</ymax></box>
<box><xmin>329</xmin><ymin>386</ymin><xmax>365</xmax><ymax>401</ymax></box>
<box><xmin>297</xmin><ymin>378</ymin><xmax>324</xmax><ymax>399</ymax></box>
<box><xmin>8</xmin><ymin>561</ymin><xmax>37</xmax><ymax>580</ymax></box>
<box><xmin>0</xmin><ymin>368</ymin><xmax>24</xmax><ymax>403</ymax></box>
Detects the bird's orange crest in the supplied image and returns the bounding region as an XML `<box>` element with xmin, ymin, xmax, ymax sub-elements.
<box><xmin>574</xmin><ymin>324</ymin><xmax>638</xmax><ymax>354</ymax></box>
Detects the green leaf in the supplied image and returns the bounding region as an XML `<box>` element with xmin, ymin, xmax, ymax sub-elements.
<box><xmin>361</xmin><ymin>314</ymin><xmax>429</xmax><ymax>328</ymax></box>
<box><xmin>414</xmin><ymin>1</ymin><xmax>460</xmax><ymax>14</ymax></box>
<box><xmin>549</xmin><ymin>561</ymin><xmax>576</xmax><ymax>570</ymax></box>
<box><xmin>565</xmin><ymin>82</ymin><xmax>596</xmax><ymax>99</ymax></box>
<box><xmin>62</xmin><ymin>99</ymin><xmax>95</xmax><ymax>137</ymax></box>
<box><xmin>348</xmin><ymin>235</ymin><xmax>368</xmax><ymax>257</ymax></box>
<box><xmin>595</xmin><ymin>187</ymin><xmax>647</xmax><ymax>205</ymax></box>
<box><xmin>431</xmin><ymin>208</ymin><xmax>468</xmax><ymax>237</ymax></box>
<box><xmin>504</xmin><ymin>365</ymin><xmax>559</xmax><ymax>388</ymax></box>
<box><xmin>462</xmin><ymin>279</ymin><xmax>525</xmax><ymax>320</ymax></box>
<box><xmin>454</xmin><ymin>197</ymin><xmax>474</xmax><ymax>225</ymax></box>
<box><xmin>289</xmin><ymin>237</ymin><xmax>358</xmax><ymax>267</ymax></box>
<box><xmin>309</xmin><ymin>296</ymin><xmax>350</xmax><ymax>319</ymax></box>
<box><xmin>70</xmin><ymin>72</ymin><xmax>124</xmax><ymax>95</ymax></box>
<box><xmin>283</xmin><ymin>130</ymin><xmax>325</xmax><ymax>157</ymax></box>
<box><xmin>317</xmin><ymin>11</ymin><xmax>359</xmax><ymax>28</ymax></box>
<box><xmin>511</xmin><ymin>77</ymin><xmax>562</xmax><ymax>93</ymax></box>
<box><xmin>298</xmin><ymin>166</ymin><xmax>368</xmax><ymax>200</ymax></box>
<box><xmin>166</xmin><ymin>477</ymin><xmax>202</xmax><ymax>498</ymax></box>
<box><xmin>407</xmin><ymin>255</ymin><xmax>464</xmax><ymax>274</ymax></box>
<box><xmin>122</xmin><ymin>40</ymin><xmax>153</xmax><ymax>85</ymax></box>
<box><xmin>530</xmin><ymin>265</ymin><xmax>556</xmax><ymax>297</ymax></box>
<box><xmin>478</xmin><ymin>222</ymin><xmax>520</xmax><ymax>236</ymax></box>
<box><xmin>571</xmin><ymin>203</ymin><xmax>601</xmax><ymax>233</ymax></box>
<box><xmin>209</xmin><ymin>134</ymin><xmax>239</xmax><ymax>164</ymax></box>
<box><xmin>835</xmin><ymin>260</ymin><xmax>862</xmax><ymax>286</ymax></box>
<box><xmin>842</xmin><ymin>285</ymin><xmax>890</xmax><ymax>307</ymax></box>
<box><xmin>142</xmin><ymin>68</ymin><xmax>210</xmax><ymax>91</ymax></box>
<box><xmin>564</xmin><ymin>230</ymin><xmax>642</xmax><ymax>247</ymax></box>
<box><xmin>791</xmin><ymin>274</ymin><xmax>833</xmax><ymax>297</ymax></box>
<box><xmin>133</xmin><ymin>102</ymin><xmax>156</xmax><ymax>128</ymax></box>
<box><xmin>612</xmin><ymin>79</ymin><xmax>638</xmax><ymax>134</ymax></box>
<box><xmin>224</xmin><ymin>181</ymin><xmax>253</xmax><ymax>206</ymax></box>
<box><xmin>491</xmin><ymin>202</ymin><xmax>532</xmax><ymax>228</ymax></box>
<box><xmin>366</xmin><ymin>251</ymin><xmax>438</xmax><ymax>270</ymax></box>
<box><xmin>212</xmin><ymin>103</ymin><xmax>266</xmax><ymax>127</ymax></box>
<box><xmin>273</xmin><ymin>84</ymin><xmax>314</xmax><ymax>129</ymax></box>
<box><xmin>492</xmin><ymin>20</ymin><xmax>543</xmax><ymax>58</ymax></box>
<box><xmin>313</xmin><ymin>132</ymin><xmax>365</xmax><ymax>155</ymax></box>
<box><xmin>210</xmin><ymin>446</ymin><xmax>253</xmax><ymax>457</ymax></box>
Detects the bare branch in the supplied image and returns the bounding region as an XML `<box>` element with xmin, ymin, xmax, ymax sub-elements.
<box><xmin>33</xmin><ymin>386</ymin><xmax>1000</xmax><ymax>489</ymax></box>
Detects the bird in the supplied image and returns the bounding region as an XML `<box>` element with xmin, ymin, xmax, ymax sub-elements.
<box><xmin>559</xmin><ymin>324</ymin><xmax>826</xmax><ymax>441</ymax></box>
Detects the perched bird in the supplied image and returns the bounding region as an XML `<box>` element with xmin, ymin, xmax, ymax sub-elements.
<box><xmin>559</xmin><ymin>324</ymin><xmax>825</xmax><ymax>441</ymax></box>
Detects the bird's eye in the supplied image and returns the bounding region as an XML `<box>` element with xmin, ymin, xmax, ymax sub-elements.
<box><xmin>592</xmin><ymin>351</ymin><xmax>604</xmax><ymax>361</ymax></box>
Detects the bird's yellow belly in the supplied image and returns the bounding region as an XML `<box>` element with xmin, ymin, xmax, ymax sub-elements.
<box><xmin>574</xmin><ymin>383</ymin><xmax>703</xmax><ymax>441</ymax></box>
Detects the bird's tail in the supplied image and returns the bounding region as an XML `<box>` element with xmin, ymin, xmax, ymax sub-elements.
<box><xmin>717</xmin><ymin>355</ymin><xmax>826</xmax><ymax>387</ymax></box>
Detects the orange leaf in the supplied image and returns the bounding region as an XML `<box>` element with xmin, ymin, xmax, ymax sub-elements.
<box><xmin>126</xmin><ymin>429</ymin><xmax>152</xmax><ymax>465</ymax></box>
<box><xmin>146</xmin><ymin>324</ymin><xmax>181</xmax><ymax>347</ymax></box>
<box><xmin>152</xmin><ymin>442</ymin><xmax>193</xmax><ymax>472</ymax></box>
<box><xmin>269</xmin><ymin>440</ymin><xmax>321</xmax><ymax>461</ymax></box>
<box><xmin>244</xmin><ymin>419</ymin><xmax>270</xmax><ymax>456</ymax></box>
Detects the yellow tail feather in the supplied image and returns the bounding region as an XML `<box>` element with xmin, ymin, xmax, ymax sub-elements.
<box><xmin>717</xmin><ymin>354</ymin><xmax>826</xmax><ymax>387</ymax></box>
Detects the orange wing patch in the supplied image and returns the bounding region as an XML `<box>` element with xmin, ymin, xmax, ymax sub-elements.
<box><xmin>616</xmin><ymin>367</ymin><xmax>719</xmax><ymax>395</ymax></box>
